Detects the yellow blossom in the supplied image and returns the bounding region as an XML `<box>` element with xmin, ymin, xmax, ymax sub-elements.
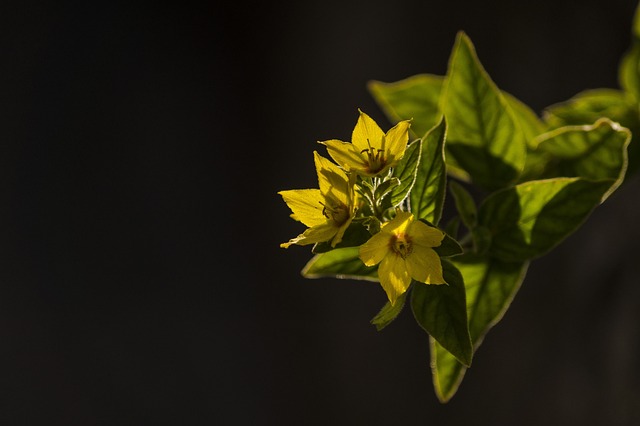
<box><xmin>359</xmin><ymin>210</ymin><xmax>445</xmax><ymax>305</ymax></box>
<box><xmin>279</xmin><ymin>151</ymin><xmax>357</xmax><ymax>248</ymax></box>
<box><xmin>320</xmin><ymin>109</ymin><xmax>411</xmax><ymax>177</ymax></box>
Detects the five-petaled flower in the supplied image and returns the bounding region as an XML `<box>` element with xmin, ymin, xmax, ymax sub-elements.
<box><xmin>320</xmin><ymin>109</ymin><xmax>411</xmax><ymax>177</ymax></box>
<box><xmin>359</xmin><ymin>210</ymin><xmax>446</xmax><ymax>305</ymax></box>
<box><xmin>279</xmin><ymin>151</ymin><xmax>357</xmax><ymax>248</ymax></box>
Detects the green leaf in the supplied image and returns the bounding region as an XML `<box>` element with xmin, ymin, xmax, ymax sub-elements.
<box><xmin>479</xmin><ymin>177</ymin><xmax>613</xmax><ymax>262</ymax></box>
<box><xmin>504</xmin><ymin>91</ymin><xmax>547</xmax><ymax>148</ymax></box>
<box><xmin>542</xmin><ymin>89</ymin><xmax>640</xmax><ymax>176</ymax></box>
<box><xmin>619</xmin><ymin>1</ymin><xmax>640</xmax><ymax>100</ymax></box>
<box><xmin>302</xmin><ymin>247</ymin><xmax>378</xmax><ymax>281</ymax></box>
<box><xmin>534</xmin><ymin>118</ymin><xmax>631</xmax><ymax>200</ymax></box>
<box><xmin>368</xmin><ymin>74</ymin><xmax>544</xmax><ymax>147</ymax></box>
<box><xmin>448</xmin><ymin>180</ymin><xmax>477</xmax><ymax>229</ymax></box>
<box><xmin>373</xmin><ymin>177</ymin><xmax>400</xmax><ymax>202</ymax></box>
<box><xmin>443</xmin><ymin>216</ymin><xmax>461</xmax><ymax>240</ymax></box>
<box><xmin>312</xmin><ymin>222</ymin><xmax>372</xmax><ymax>253</ymax></box>
<box><xmin>430</xmin><ymin>254</ymin><xmax>528</xmax><ymax>402</ymax></box>
<box><xmin>620</xmin><ymin>43</ymin><xmax>640</xmax><ymax>102</ymax></box>
<box><xmin>390</xmin><ymin>138</ymin><xmax>422</xmax><ymax>207</ymax></box>
<box><xmin>544</xmin><ymin>89</ymin><xmax>637</xmax><ymax>128</ymax></box>
<box><xmin>440</xmin><ymin>31</ymin><xmax>526</xmax><ymax>190</ymax></box>
<box><xmin>519</xmin><ymin>148</ymin><xmax>553</xmax><ymax>183</ymax></box>
<box><xmin>411</xmin><ymin>260</ymin><xmax>472</xmax><ymax>367</ymax></box>
<box><xmin>503</xmin><ymin>92</ymin><xmax>548</xmax><ymax>182</ymax></box>
<box><xmin>371</xmin><ymin>291</ymin><xmax>407</xmax><ymax>331</ymax></box>
<box><xmin>367</xmin><ymin>74</ymin><xmax>444</xmax><ymax>140</ymax></box>
<box><xmin>632</xmin><ymin>1</ymin><xmax>640</xmax><ymax>40</ymax></box>
<box><xmin>470</xmin><ymin>226</ymin><xmax>491</xmax><ymax>255</ymax></box>
<box><xmin>410</xmin><ymin>116</ymin><xmax>447</xmax><ymax>224</ymax></box>
<box><xmin>453</xmin><ymin>255</ymin><xmax>529</xmax><ymax>346</ymax></box>
<box><xmin>433</xmin><ymin>231</ymin><xmax>464</xmax><ymax>258</ymax></box>
<box><xmin>430</xmin><ymin>336</ymin><xmax>467</xmax><ymax>403</ymax></box>
<box><xmin>417</xmin><ymin>219</ymin><xmax>463</xmax><ymax>257</ymax></box>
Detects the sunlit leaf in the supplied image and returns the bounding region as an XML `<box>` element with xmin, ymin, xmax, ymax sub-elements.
<box><xmin>312</xmin><ymin>222</ymin><xmax>372</xmax><ymax>253</ymax></box>
<box><xmin>479</xmin><ymin>177</ymin><xmax>613</xmax><ymax>262</ymax></box>
<box><xmin>503</xmin><ymin>91</ymin><xmax>547</xmax><ymax>148</ymax></box>
<box><xmin>368</xmin><ymin>74</ymin><xmax>444</xmax><ymax>139</ymax></box>
<box><xmin>411</xmin><ymin>260</ymin><xmax>472</xmax><ymax>367</ymax></box>
<box><xmin>410</xmin><ymin>117</ymin><xmax>447</xmax><ymax>224</ymax></box>
<box><xmin>390</xmin><ymin>139</ymin><xmax>422</xmax><ymax>207</ymax></box>
<box><xmin>533</xmin><ymin>118</ymin><xmax>630</xmax><ymax>200</ymax></box>
<box><xmin>371</xmin><ymin>292</ymin><xmax>407</xmax><ymax>331</ymax></box>
<box><xmin>448</xmin><ymin>180</ymin><xmax>477</xmax><ymax>229</ymax></box>
<box><xmin>302</xmin><ymin>247</ymin><xmax>378</xmax><ymax>281</ymax></box>
<box><xmin>543</xmin><ymin>89</ymin><xmax>640</xmax><ymax>176</ymax></box>
<box><xmin>430</xmin><ymin>254</ymin><xmax>528</xmax><ymax>402</ymax></box>
<box><xmin>440</xmin><ymin>31</ymin><xmax>526</xmax><ymax>190</ymax></box>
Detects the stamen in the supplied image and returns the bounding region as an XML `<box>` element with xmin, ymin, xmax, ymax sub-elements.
<box><xmin>320</xmin><ymin>200</ymin><xmax>349</xmax><ymax>224</ymax></box>
<box><xmin>390</xmin><ymin>233</ymin><xmax>413</xmax><ymax>259</ymax></box>
<box><xmin>360</xmin><ymin>138</ymin><xmax>387</xmax><ymax>174</ymax></box>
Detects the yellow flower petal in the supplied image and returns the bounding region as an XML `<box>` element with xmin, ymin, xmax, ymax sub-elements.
<box><xmin>378</xmin><ymin>254</ymin><xmax>411</xmax><ymax>305</ymax></box>
<box><xmin>409</xmin><ymin>220</ymin><xmax>445</xmax><ymax>248</ymax></box>
<box><xmin>381</xmin><ymin>210</ymin><xmax>413</xmax><ymax>234</ymax></box>
<box><xmin>406</xmin><ymin>245</ymin><xmax>445</xmax><ymax>284</ymax></box>
<box><xmin>278</xmin><ymin>189</ymin><xmax>326</xmax><ymax>227</ymax></box>
<box><xmin>351</xmin><ymin>109</ymin><xmax>385</xmax><ymax>153</ymax></box>
<box><xmin>359</xmin><ymin>231</ymin><xmax>391</xmax><ymax>266</ymax></box>
<box><xmin>384</xmin><ymin>119</ymin><xmax>411</xmax><ymax>164</ymax></box>
<box><xmin>313</xmin><ymin>151</ymin><xmax>349</xmax><ymax>205</ymax></box>
<box><xmin>320</xmin><ymin>139</ymin><xmax>368</xmax><ymax>173</ymax></box>
<box><xmin>280</xmin><ymin>222</ymin><xmax>338</xmax><ymax>248</ymax></box>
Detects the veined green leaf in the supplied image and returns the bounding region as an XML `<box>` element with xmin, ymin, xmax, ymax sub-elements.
<box><xmin>367</xmin><ymin>74</ymin><xmax>444</xmax><ymax>140</ymax></box>
<box><xmin>390</xmin><ymin>138</ymin><xmax>422</xmax><ymax>207</ymax></box>
<box><xmin>542</xmin><ymin>89</ymin><xmax>640</xmax><ymax>176</ymax></box>
<box><xmin>504</xmin><ymin>91</ymin><xmax>547</xmax><ymax>148</ymax></box>
<box><xmin>544</xmin><ymin>89</ymin><xmax>637</xmax><ymax>128</ymax></box>
<box><xmin>533</xmin><ymin>118</ymin><xmax>630</xmax><ymax>200</ymax></box>
<box><xmin>479</xmin><ymin>177</ymin><xmax>613</xmax><ymax>263</ymax></box>
<box><xmin>410</xmin><ymin>117</ymin><xmax>447</xmax><ymax>224</ymax></box>
<box><xmin>430</xmin><ymin>254</ymin><xmax>528</xmax><ymax>402</ymax></box>
<box><xmin>430</xmin><ymin>336</ymin><xmax>466</xmax><ymax>403</ymax></box>
<box><xmin>371</xmin><ymin>291</ymin><xmax>407</xmax><ymax>331</ymax></box>
<box><xmin>302</xmin><ymin>247</ymin><xmax>378</xmax><ymax>281</ymax></box>
<box><xmin>367</xmin><ymin>72</ymin><xmax>539</xmax><ymax>185</ymax></box>
<box><xmin>368</xmin><ymin>73</ymin><xmax>543</xmax><ymax>146</ymax></box>
<box><xmin>496</xmin><ymin>91</ymin><xmax>549</xmax><ymax>182</ymax></box>
<box><xmin>411</xmin><ymin>260</ymin><xmax>472</xmax><ymax>367</ymax></box>
<box><xmin>453</xmin><ymin>255</ymin><xmax>529</xmax><ymax>346</ymax></box>
<box><xmin>449</xmin><ymin>180</ymin><xmax>477</xmax><ymax>229</ymax></box>
<box><xmin>440</xmin><ymin>31</ymin><xmax>526</xmax><ymax>191</ymax></box>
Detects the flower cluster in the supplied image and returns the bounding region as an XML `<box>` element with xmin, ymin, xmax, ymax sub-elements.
<box><xmin>279</xmin><ymin>110</ymin><xmax>446</xmax><ymax>305</ymax></box>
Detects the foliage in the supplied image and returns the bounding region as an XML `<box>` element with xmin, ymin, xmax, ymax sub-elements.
<box><xmin>279</xmin><ymin>5</ymin><xmax>639</xmax><ymax>402</ymax></box>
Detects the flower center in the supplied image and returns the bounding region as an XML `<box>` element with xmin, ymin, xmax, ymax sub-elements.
<box><xmin>390</xmin><ymin>233</ymin><xmax>413</xmax><ymax>259</ymax></box>
<box><xmin>321</xmin><ymin>201</ymin><xmax>349</xmax><ymax>225</ymax></box>
<box><xmin>361</xmin><ymin>138</ymin><xmax>387</xmax><ymax>174</ymax></box>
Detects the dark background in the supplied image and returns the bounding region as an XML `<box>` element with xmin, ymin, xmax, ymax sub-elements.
<box><xmin>1</xmin><ymin>1</ymin><xmax>639</xmax><ymax>425</ymax></box>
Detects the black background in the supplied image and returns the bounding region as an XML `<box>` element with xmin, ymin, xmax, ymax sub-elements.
<box><xmin>1</xmin><ymin>1</ymin><xmax>640</xmax><ymax>425</ymax></box>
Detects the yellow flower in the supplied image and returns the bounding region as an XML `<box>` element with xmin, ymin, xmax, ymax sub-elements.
<box><xmin>279</xmin><ymin>151</ymin><xmax>357</xmax><ymax>248</ymax></box>
<box><xmin>359</xmin><ymin>211</ymin><xmax>445</xmax><ymax>305</ymax></box>
<box><xmin>320</xmin><ymin>109</ymin><xmax>411</xmax><ymax>177</ymax></box>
